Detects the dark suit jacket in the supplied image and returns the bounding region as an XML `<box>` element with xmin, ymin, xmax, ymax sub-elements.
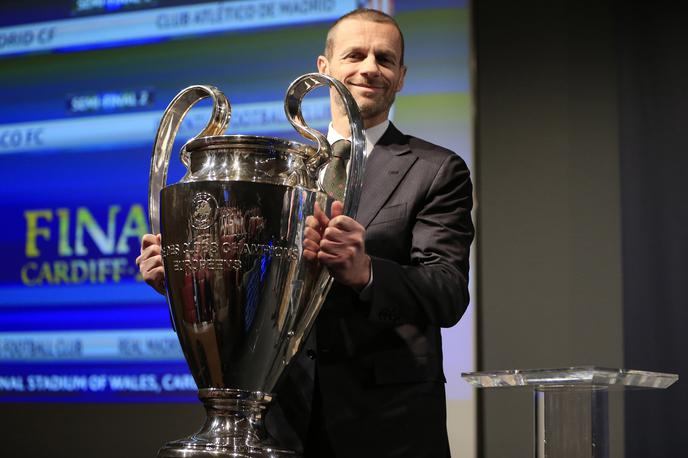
<box><xmin>270</xmin><ymin>123</ymin><xmax>474</xmax><ymax>458</ymax></box>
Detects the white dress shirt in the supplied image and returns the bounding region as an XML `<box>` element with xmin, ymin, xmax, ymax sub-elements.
<box><xmin>326</xmin><ymin>119</ymin><xmax>389</xmax><ymax>158</ymax></box>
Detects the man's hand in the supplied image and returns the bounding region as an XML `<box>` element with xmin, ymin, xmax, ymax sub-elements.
<box><xmin>135</xmin><ymin>233</ymin><xmax>166</xmax><ymax>295</ymax></box>
<box><xmin>303</xmin><ymin>201</ymin><xmax>371</xmax><ymax>290</ymax></box>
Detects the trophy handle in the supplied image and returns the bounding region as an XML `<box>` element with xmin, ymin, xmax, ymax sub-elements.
<box><xmin>284</xmin><ymin>73</ymin><xmax>366</xmax><ymax>218</ymax></box>
<box><xmin>148</xmin><ymin>85</ymin><xmax>231</xmax><ymax>234</ymax></box>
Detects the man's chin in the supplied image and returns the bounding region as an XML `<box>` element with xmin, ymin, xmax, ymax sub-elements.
<box><xmin>357</xmin><ymin>100</ymin><xmax>389</xmax><ymax>117</ymax></box>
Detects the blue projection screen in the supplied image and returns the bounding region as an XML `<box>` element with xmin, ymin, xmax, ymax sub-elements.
<box><xmin>0</xmin><ymin>0</ymin><xmax>473</xmax><ymax>422</ymax></box>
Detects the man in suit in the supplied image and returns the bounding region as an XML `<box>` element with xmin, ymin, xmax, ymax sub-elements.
<box><xmin>138</xmin><ymin>8</ymin><xmax>473</xmax><ymax>457</ymax></box>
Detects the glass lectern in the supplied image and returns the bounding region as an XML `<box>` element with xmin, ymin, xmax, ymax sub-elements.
<box><xmin>462</xmin><ymin>367</ymin><xmax>678</xmax><ymax>458</ymax></box>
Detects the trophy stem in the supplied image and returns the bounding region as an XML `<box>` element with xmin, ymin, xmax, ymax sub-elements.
<box><xmin>157</xmin><ymin>388</ymin><xmax>296</xmax><ymax>458</ymax></box>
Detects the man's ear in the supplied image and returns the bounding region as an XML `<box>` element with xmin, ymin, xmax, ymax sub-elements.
<box><xmin>396</xmin><ymin>65</ymin><xmax>407</xmax><ymax>92</ymax></box>
<box><xmin>317</xmin><ymin>55</ymin><xmax>329</xmax><ymax>74</ymax></box>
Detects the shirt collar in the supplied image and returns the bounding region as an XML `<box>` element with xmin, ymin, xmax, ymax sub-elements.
<box><xmin>326</xmin><ymin>119</ymin><xmax>390</xmax><ymax>157</ymax></box>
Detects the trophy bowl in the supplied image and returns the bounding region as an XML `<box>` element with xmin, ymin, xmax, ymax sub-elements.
<box><xmin>147</xmin><ymin>74</ymin><xmax>365</xmax><ymax>457</ymax></box>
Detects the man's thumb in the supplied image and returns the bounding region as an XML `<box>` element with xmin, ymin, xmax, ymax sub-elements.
<box><xmin>331</xmin><ymin>200</ymin><xmax>344</xmax><ymax>218</ymax></box>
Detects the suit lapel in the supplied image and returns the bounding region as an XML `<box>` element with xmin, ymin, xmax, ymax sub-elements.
<box><xmin>357</xmin><ymin>124</ymin><xmax>417</xmax><ymax>229</ymax></box>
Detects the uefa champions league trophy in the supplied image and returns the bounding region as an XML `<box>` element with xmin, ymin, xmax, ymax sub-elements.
<box><xmin>148</xmin><ymin>73</ymin><xmax>365</xmax><ymax>457</ymax></box>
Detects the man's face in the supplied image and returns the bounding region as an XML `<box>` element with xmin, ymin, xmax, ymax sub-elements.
<box><xmin>317</xmin><ymin>18</ymin><xmax>406</xmax><ymax>127</ymax></box>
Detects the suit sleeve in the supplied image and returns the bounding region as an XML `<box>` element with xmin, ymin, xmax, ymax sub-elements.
<box><xmin>365</xmin><ymin>152</ymin><xmax>474</xmax><ymax>327</ymax></box>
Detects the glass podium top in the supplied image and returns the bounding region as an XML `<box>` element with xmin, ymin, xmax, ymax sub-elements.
<box><xmin>462</xmin><ymin>366</ymin><xmax>678</xmax><ymax>390</ymax></box>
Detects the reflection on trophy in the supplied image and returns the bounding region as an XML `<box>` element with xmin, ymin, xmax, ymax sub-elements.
<box><xmin>148</xmin><ymin>73</ymin><xmax>365</xmax><ymax>457</ymax></box>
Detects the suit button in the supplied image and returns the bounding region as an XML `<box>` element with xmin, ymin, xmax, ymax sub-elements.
<box><xmin>306</xmin><ymin>349</ymin><xmax>317</xmax><ymax>360</ymax></box>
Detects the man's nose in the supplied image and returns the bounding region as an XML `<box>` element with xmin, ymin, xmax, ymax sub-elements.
<box><xmin>359</xmin><ymin>54</ymin><xmax>381</xmax><ymax>76</ymax></box>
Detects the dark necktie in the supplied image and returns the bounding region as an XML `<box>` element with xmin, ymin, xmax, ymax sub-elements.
<box><xmin>322</xmin><ymin>139</ymin><xmax>351</xmax><ymax>202</ymax></box>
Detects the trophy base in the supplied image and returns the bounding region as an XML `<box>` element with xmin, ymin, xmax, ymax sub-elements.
<box><xmin>158</xmin><ymin>442</ymin><xmax>294</xmax><ymax>458</ymax></box>
<box><xmin>157</xmin><ymin>388</ymin><xmax>298</xmax><ymax>458</ymax></box>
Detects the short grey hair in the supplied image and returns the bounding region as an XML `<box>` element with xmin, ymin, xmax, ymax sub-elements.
<box><xmin>324</xmin><ymin>8</ymin><xmax>405</xmax><ymax>66</ymax></box>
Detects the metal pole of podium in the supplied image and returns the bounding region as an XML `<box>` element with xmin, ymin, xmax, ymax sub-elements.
<box><xmin>535</xmin><ymin>387</ymin><xmax>609</xmax><ymax>458</ymax></box>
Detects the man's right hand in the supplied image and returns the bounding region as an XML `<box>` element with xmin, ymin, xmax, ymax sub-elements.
<box><xmin>136</xmin><ymin>233</ymin><xmax>166</xmax><ymax>295</ymax></box>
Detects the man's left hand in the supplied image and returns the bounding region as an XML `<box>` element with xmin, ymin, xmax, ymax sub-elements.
<box><xmin>305</xmin><ymin>201</ymin><xmax>371</xmax><ymax>291</ymax></box>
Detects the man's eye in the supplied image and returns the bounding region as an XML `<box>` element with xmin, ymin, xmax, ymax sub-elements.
<box><xmin>377</xmin><ymin>56</ymin><xmax>395</xmax><ymax>66</ymax></box>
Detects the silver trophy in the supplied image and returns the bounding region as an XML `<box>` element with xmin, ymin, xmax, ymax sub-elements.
<box><xmin>148</xmin><ymin>73</ymin><xmax>365</xmax><ymax>457</ymax></box>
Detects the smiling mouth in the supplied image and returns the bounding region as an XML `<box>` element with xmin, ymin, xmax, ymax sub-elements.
<box><xmin>350</xmin><ymin>82</ymin><xmax>386</xmax><ymax>91</ymax></box>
